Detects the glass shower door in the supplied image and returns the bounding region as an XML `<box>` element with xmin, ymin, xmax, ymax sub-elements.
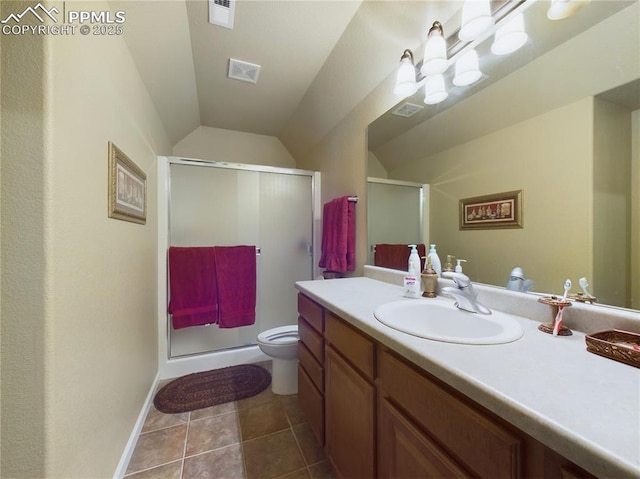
<box><xmin>168</xmin><ymin>162</ymin><xmax>313</xmax><ymax>357</ymax></box>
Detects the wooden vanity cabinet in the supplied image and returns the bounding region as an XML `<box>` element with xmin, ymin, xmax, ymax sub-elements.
<box><xmin>296</xmin><ymin>293</ymin><xmax>599</xmax><ymax>479</ymax></box>
<box><xmin>324</xmin><ymin>310</ymin><xmax>376</xmax><ymax>479</ymax></box>
<box><xmin>378</xmin><ymin>348</ymin><xmax>522</xmax><ymax>478</ymax></box>
<box><xmin>297</xmin><ymin>294</ymin><xmax>325</xmax><ymax>445</ymax></box>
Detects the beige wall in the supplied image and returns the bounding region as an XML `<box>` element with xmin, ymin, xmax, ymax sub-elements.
<box><xmin>173</xmin><ymin>125</ymin><xmax>296</xmax><ymax>168</ymax></box>
<box><xmin>1</xmin><ymin>1</ymin><xmax>171</xmax><ymax>477</ymax></box>
<box><xmin>367</xmin><ymin>151</ymin><xmax>387</xmax><ymax>178</ymax></box>
<box><xmin>389</xmin><ymin>98</ymin><xmax>595</xmax><ymax>294</ymax></box>
<box><xmin>1</xmin><ymin>6</ymin><xmax>49</xmax><ymax>476</ymax></box>
<box><xmin>295</xmin><ymin>73</ymin><xmax>399</xmax><ymax>275</ymax></box>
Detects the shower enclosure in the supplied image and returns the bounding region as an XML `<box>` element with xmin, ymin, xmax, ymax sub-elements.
<box><xmin>160</xmin><ymin>158</ymin><xmax>316</xmax><ymax>362</ymax></box>
<box><xmin>367</xmin><ymin>177</ymin><xmax>429</xmax><ymax>265</ymax></box>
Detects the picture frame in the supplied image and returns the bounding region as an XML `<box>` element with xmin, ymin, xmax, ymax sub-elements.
<box><xmin>459</xmin><ymin>190</ymin><xmax>522</xmax><ymax>230</ymax></box>
<box><xmin>108</xmin><ymin>141</ymin><xmax>146</xmax><ymax>224</ymax></box>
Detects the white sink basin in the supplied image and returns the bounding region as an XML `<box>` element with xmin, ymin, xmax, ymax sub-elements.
<box><xmin>374</xmin><ymin>299</ymin><xmax>524</xmax><ymax>345</ymax></box>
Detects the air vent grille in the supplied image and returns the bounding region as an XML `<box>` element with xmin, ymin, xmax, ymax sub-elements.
<box><xmin>209</xmin><ymin>0</ymin><xmax>235</xmax><ymax>29</ymax></box>
<box><xmin>392</xmin><ymin>103</ymin><xmax>424</xmax><ymax>118</ymax></box>
<box><xmin>228</xmin><ymin>58</ymin><xmax>261</xmax><ymax>84</ymax></box>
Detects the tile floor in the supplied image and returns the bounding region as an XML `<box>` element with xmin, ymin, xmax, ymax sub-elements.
<box><xmin>124</xmin><ymin>362</ymin><xmax>335</xmax><ymax>479</ymax></box>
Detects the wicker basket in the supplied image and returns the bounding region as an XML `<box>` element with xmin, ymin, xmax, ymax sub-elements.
<box><xmin>585</xmin><ymin>330</ymin><xmax>640</xmax><ymax>368</ymax></box>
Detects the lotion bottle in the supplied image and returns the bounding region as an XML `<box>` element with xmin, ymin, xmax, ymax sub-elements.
<box><xmin>427</xmin><ymin>244</ymin><xmax>442</xmax><ymax>277</ymax></box>
<box><xmin>403</xmin><ymin>245</ymin><xmax>422</xmax><ymax>298</ymax></box>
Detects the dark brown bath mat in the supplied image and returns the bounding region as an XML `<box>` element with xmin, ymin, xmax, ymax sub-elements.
<box><xmin>153</xmin><ymin>364</ymin><xmax>271</xmax><ymax>413</ymax></box>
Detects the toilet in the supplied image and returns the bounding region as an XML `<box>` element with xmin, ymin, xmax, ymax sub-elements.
<box><xmin>257</xmin><ymin>325</ymin><xmax>299</xmax><ymax>395</ymax></box>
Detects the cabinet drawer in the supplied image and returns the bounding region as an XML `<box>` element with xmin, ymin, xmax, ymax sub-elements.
<box><xmin>298</xmin><ymin>293</ymin><xmax>324</xmax><ymax>333</ymax></box>
<box><xmin>325</xmin><ymin>311</ymin><xmax>375</xmax><ymax>380</ymax></box>
<box><xmin>299</xmin><ymin>317</ymin><xmax>323</xmax><ymax>362</ymax></box>
<box><xmin>299</xmin><ymin>341</ymin><xmax>324</xmax><ymax>392</ymax></box>
<box><xmin>298</xmin><ymin>365</ymin><xmax>324</xmax><ymax>445</ymax></box>
<box><xmin>379</xmin><ymin>349</ymin><xmax>522</xmax><ymax>479</ymax></box>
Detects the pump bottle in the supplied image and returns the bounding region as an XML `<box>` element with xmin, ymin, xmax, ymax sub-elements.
<box><xmin>427</xmin><ymin>244</ymin><xmax>442</xmax><ymax>277</ymax></box>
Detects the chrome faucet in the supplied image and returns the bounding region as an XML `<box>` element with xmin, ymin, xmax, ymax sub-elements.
<box><xmin>441</xmin><ymin>273</ymin><xmax>491</xmax><ymax>315</ymax></box>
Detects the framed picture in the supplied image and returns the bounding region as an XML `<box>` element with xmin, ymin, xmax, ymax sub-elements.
<box><xmin>459</xmin><ymin>190</ymin><xmax>522</xmax><ymax>230</ymax></box>
<box><xmin>108</xmin><ymin>142</ymin><xmax>146</xmax><ymax>224</ymax></box>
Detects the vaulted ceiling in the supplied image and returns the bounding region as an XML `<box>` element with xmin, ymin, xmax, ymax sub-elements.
<box><xmin>112</xmin><ymin>0</ymin><xmax>462</xmax><ymax>156</ymax></box>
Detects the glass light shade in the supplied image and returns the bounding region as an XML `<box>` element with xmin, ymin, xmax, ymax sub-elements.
<box><xmin>491</xmin><ymin>13</ymin><xmax>528</xmax><ymax>55</ymax></box>
<box><xmin>547</xmin><ymin>0</ymin><xmax>591</xmax><ymax>20</ymax></box>
<box><xmin>421</xmin><ymin>25</ymin><xmax>448</xmax><ymax>76</ymax></box>
<box><xmin>453</xmin><ymin>49</ymin><xmax>482</xmax><ymax>86</ymax></box>
<box><xmin>459</xmin><ymin>0</ymin><xmax>494</xmax><ymax>41</ymax></box>
<box><xmin>424</xmin><ymin>75</ymin><xmax>448</xmax><ymax>105</ymax></box>
<box><xmin>393</xmin><ymin>56</ymin><xmax>418</xmax><ymax>98</ymax></box>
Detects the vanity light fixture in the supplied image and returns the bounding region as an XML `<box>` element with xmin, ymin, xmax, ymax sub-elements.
<box><xmin>393</xmin><ymin>0</ymin><xmax>583</xmax><ymax>105</ymax></box>
<box><xmin>421</xmin><ymin>21</ymin><xmax>448</xmax><ymax>76</ymax></box>
<box><xmin>547</xmin><ymin>0</ymin><xmax>592</xmax><ymax>20</ymax></box>
<box><xmin>393</xmin><ymin>49</ymin><xmax>419</xmax><ymax>98</ymax></box>
<box><xmin>491</xmin><ymin>13</ymin><xmax>528</xmax><ymax>55</ymax></box>
<box><xmin>459</xmin><ymin>0</ymin><xmax>495</xmax><ymax>41</ymax></box>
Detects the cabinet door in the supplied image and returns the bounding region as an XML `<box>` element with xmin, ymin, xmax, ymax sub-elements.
<box><xmin>325</xmin><ymin>346</ymin><xmax>375</xmax><ymax>478</ymax></box>
<box><xmin>378</xmin><ymin>398</ymin><xmax>472</xmax><ymax>479</ymax></box>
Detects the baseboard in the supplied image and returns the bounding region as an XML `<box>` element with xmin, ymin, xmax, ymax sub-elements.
<box><xmin>112</xmin><ymin>372</ymin><xmax>160</xmax><ymax>479</ymax></box>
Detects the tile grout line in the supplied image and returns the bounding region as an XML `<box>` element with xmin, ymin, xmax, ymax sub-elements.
<box><xmin>179</xmin><ymin>411</ymin><xmax>191</xmax><ymax>479</ymax></box>
<box><xmin>236</xmin><ymin>402</ymin><xmax>249</xmax><ymax>479</ymax></box>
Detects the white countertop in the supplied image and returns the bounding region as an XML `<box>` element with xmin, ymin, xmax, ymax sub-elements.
<box><xmin>295</xmin><ymin>275</ymin><xmax>640</xmax><ymax>479</ymax></box>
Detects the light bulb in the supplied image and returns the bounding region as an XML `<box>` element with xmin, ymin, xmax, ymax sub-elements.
<box><xmin>547</xmin><ymin>0</ymin><xmax>592</xmax><ymax>20</ymax></box>
<box><xmin>491</xmin><ymin>13</ymin><xmax>527</xmax><ymax>55</ymax></box>
<box><xmin>453</xmin><ymin>49</ymin><xmax>482</xmax><ymax>86</ymax></box>
<box><xmin>394</xmin><ymin>51</ymin><xmax>418</xmax><ymax>98</ymax></box>
<box><xmin>421</xmin><ymin>22</ymin><xmax>448</xmax><ymax>76</ymax></box>
<box><xmin>459</xmin><ymin>0</ymin><xmax>494</xmax><ymax>41</ymax></box>
<box><xmin>424</xmin><ymin>75</ymin><xmax>448</xmax><ymax>105</ymax></box>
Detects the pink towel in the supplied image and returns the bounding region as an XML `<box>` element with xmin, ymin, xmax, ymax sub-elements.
<box><xmin>319</xmin><ymin>196</ymin><xmax>356</xmax><ymax>273</ymax></box>
<box><xmin>374</xmin><ymin>244</ymin><xmax>426</xmax><ymax>271</ymax></box>
<box><xmin>168</xmin><ymin>247</ymin><xmax>219</xmax><ymax>329</ymax></box>
<box><xmin>214</xmin><ymin>246</ymin><xmax>257</xmax><ymax>328</ymax></box>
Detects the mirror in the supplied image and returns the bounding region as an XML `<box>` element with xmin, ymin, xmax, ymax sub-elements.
<box><xmin>367</xmin><ymin>1</ymin><xmax>640</xmax><ymax>310</ymax></box>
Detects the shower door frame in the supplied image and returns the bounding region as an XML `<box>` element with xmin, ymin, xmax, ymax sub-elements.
<box><xmin>157</xmin><ymin>156</ymin><xmax>320</xmax><ymax>378</ymax></box>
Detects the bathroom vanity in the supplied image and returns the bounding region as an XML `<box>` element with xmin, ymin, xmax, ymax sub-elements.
<box><xmin>296</xmin><ymin>271</ymin><xmax>640</xmax><ymax>479</ymax></box>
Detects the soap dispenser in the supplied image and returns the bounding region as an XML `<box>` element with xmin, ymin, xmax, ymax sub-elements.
<box><xmin>407</xmin><ymin>245</ymin><xmax>421</xmax><ymax>277</ymax></box>
<box><xmin>421</xmin><ymin>257</ymin><xmax>438</xmax><ymax>298</ymax></box>
<box><xmin>427</xmin><ymin>244</ymin><xmax>442</xmax><ymax>277</ymax></box>
<box><xmin>455</xmin><ymin>259</ymin><xmax>467</xmax><ymax>273</ymax></box>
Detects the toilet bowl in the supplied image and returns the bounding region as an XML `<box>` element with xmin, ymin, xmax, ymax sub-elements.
<box><xmin>257</xmin><ymin>325</ymin><xmax>299</xmax><ymax>395</ymax></box>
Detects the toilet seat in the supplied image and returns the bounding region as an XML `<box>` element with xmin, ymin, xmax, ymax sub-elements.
<box><xmin>257</xmin><ymin>325</ymin><xmax>298</xmax><ymax>345</ymax></box>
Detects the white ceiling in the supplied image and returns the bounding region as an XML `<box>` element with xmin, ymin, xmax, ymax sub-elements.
<box><xmin>112</xmin><ymin>0</ymin><xmax>463</xmax><ymax>152</ymax></box>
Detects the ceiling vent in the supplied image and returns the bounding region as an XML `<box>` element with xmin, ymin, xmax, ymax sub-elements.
<box><xmin>228</xmin><ymin>58</ymin><xmax>261</xmax><ymax>84</ymax></box>
<box><xmin>209</xmin><ymin>0</ymin><xmax>235</xmax><ymax>29</ymax></box>
<box><xmin>392</xmin><ymin>102</ymin><xmax>424</xmax><ymax>118</ymax></box>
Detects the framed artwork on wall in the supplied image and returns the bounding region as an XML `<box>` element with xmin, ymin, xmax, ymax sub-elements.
<box><xmin>459</xmin><ymin>190</ymin><xmax>522</xmax><ymax>230</ymax></box>
<box><xmin>108</xmin><ymin>141</ymin><xmax>146</xmax><ymax>225</ymax></box>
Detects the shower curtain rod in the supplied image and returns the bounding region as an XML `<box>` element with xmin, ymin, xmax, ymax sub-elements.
<box><xmin>348</xmin><ymin>196</ymin><xmax>358</xmax><ymax>202</ymax></box>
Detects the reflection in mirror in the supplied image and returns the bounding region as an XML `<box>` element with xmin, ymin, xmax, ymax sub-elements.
<box><xmin>367</xmin><ymin>1</ymin><xmax>640</xmax><ymax>310</ymax></box>
<box><xmin>367</xmin><ymin>178</ymin><xmax>428</xmax><ymax>267</ymax></box>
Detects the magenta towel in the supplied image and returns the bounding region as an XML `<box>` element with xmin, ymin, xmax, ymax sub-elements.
<box><xmin>168</xmin><ymin>247</ymin><xmax>219</xmax><ymax>329</ymax></box>
<box><xmin>214</xmin><ymin>246</ymin><xmax>257</xmax><ymax>328</ymax></box>
<box><xmin>319</xmin><ymin>196</ymin><xmax>356</xmax><ymax>273</ymax></box>
<box><xmin>374</xmin><ymin>244</ymin><xmax>426</xmax><ymax>272</ymax></box>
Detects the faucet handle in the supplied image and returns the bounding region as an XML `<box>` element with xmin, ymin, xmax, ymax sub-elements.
<box><xmin>443</xmin><ymin>272</ymin><xmax>471</xmax><ymax>289</ymax></box>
